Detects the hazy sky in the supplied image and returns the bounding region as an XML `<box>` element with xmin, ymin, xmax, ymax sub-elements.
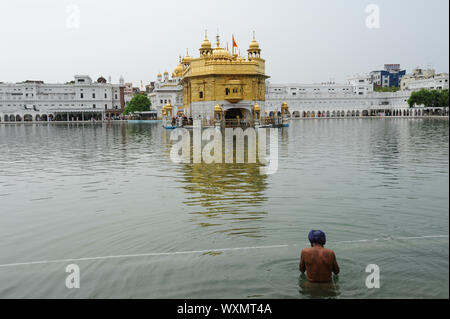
<box><xmin>0</xmin><ymin>0</ymin><xmax>448</xmax><ymax>85</ymax></box>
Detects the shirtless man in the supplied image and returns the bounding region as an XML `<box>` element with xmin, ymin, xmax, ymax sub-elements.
<box><xmin>299</xmin><ymin>230</ymin><xmax>340</xmax><ymax>283</ymax></box>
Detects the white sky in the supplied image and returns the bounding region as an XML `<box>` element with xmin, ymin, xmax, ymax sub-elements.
<box><xmin>0</xmin><ymin>0</ymin><xmax>448</xmax><ymax>85</ymax></box>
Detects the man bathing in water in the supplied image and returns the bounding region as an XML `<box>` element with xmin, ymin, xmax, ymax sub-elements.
<box><xmin>299</xmin><ymin>230</ymin><xmax>340</xmax><ymax>283</ymax></box>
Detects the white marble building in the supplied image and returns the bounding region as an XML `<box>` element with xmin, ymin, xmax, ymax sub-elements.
<box><xmin>265</xmin><ymin>76</ymin><xmax>424</xmax><ymax>117</ymax></box>
<box><xmin>407</xmin><ymin>73</ymin><xmax>449</xmax><ymax>91</ymax></box>
<box><xmin>148</xmin><ymin>71</ymin><xmax>183</xmax><ymax>117</ymax></box>
<box><xmin>401</xmin><ymin>68</ymin><xmax>449</xmax><ymax>91</ymax></box>
<box><xmin>0</xmin><ymin>75</ymin><xmax>124</xmax><ymax>122</ymax></box>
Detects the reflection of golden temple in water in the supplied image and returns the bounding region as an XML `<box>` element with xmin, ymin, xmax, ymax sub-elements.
<box><xmin>176</xmin><ymin>161</ymin><xmax>268</xmax><ymax>238</ymax></box>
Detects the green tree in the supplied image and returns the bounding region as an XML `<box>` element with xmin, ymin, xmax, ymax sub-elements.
<box><xmin>409</xmin><ymin>88</ymin><xmax>450</xmax><ymax>108</ymax></box>
<box><xmin>123</xmin><ymin>94</ymin><xmax>151</xmax><ymax>115</ymax></box>
<box><xmin>439</xmin><ymin>89</ymin><xmax>449</xmax><ymax>108</ymax></box>
<box><xmin>408</xmin><ymin>91</ymin><xmax>419</xmax><ymax>108</ymax></box>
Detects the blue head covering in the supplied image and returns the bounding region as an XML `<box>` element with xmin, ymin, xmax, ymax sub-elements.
<box><xmin>308</xmin><ymin>230</ymin><xmax>326</xmax><ymax>246</ymax></box>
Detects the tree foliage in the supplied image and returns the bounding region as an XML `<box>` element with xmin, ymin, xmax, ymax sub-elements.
<box><xmin>408</xmin><ymin>89</ymin><xmax>449</xmax><ymax>108</ymax></box>
<box><xmin>123</xmin><ymin>94</ymin><xmax>151</xmax><ymax>115</ymax></box>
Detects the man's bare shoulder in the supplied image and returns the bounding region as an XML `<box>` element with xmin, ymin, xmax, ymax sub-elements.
<box><xmin>323</xmin><ymin>248</ymin><xmax>337</xmax><ymax>256</ymax></box>
<box><xmin>302</xmin><ymin>247</ymin><xmax>336</xmax><ymax>255</ymax></box>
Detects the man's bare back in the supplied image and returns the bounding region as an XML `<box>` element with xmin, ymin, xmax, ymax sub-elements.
<box><xmin>299</xmin><ymin>231</ymin><xmax>340</xmax><ymax>283</ymax></box>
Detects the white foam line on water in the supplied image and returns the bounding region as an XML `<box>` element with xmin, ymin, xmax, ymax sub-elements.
<box><xmin>334</xmin><ymin>234</ymin><xmax>449</xmax><ymax>244</ymax></box>
<box><xmin>0</xmin><ymin>244</ymin><xmax>289</xmax><ymax>268</ymax></box>
<box><xmin>0</xmin><ymin>235</ymin><xmax>447</xmax><ymax>269</ymax></box>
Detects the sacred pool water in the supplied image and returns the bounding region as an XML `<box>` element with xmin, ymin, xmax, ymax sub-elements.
<box><xmin>0</xmin><ymin>118</ymin><xmax>448</xmax><ymax>298</ymax></box>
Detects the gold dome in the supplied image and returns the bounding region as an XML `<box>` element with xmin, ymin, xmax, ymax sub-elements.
<box><xmin>281</xmin><ymin>101</ymin><xmax>288</xmax><ymax>108</ymax></box>
<box><xmin>173</xmin><ymin>63</ymin><xmax>183</xmax><ymax>77</ymax></box>
<box><xmin>214</xmin><ymin>104</ymin><xmax>222</xmax><ymax>112</ymax></box>
<box><xmin>249</xmin><ymin>38</ymin><xmax>260</xmax><ymax>50</ymax></box>
<box><xmin>253</xmin><ymin>103</ymin><xmax>260</xmax><ymax>111</ymax></box>
<box><xmin>182</xmin><ymin>54</ymin><xmax>191</xmax><ymax>64</ymax></box>
<box><xmin>157</xmin><ymin>72</ymin><xmax>162</xmax><ymax>77</ymax></box>
<box><xmin>201</xmin><ymin>37</ymin><xmax>212</xmax><ymax>49</ymax></box>
<box><xmin>166</xmin><ymin>102</ymin><xmax>172</xmax><ymax>109</ymax></box>
<box><xmin>164</xmin><ymin>70</ymin><xmax>169</xmax><ymax>75</ymax></box>
<box><xmin>212</xmin><ymin>47</ymin><xmax>232</xmax><ymax>60</ymax></box>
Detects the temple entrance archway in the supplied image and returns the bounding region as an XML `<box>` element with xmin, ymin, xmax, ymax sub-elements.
<box><xmin>224</xmin><ymin>108</ymin><xmax>251</xmax><ymax>120</ymax></box>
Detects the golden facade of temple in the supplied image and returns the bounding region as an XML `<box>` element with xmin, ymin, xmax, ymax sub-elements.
<box><xmin>177</xmin><ymin>33</ymin><xmax>269</xmax><ymax>120</ymax></box>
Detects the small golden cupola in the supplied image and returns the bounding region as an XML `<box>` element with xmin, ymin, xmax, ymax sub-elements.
<box><xmin>248</xmin><ymin>32</ymin><xmax>261</xmax><ymax>60</ymax></box>
<box><xmin>182</xmin><ymin>50</ymin><xmax>191</xmax><ymax>68</ymax></box>
<box><xmin>173</xmin><ymin>56</ymin><xmax>183</xmax><ymax>78</ymax></box>
<box><xmin>199</xmin><ymin>31</ymin><xmax>213</xmax><ymax>56</ymax></box>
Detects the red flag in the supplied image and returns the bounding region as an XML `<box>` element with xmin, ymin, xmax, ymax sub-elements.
<box><xmin>232</xmin><ymin>35</ymin><xmax>238</xmax><ymax>48</ymax></box>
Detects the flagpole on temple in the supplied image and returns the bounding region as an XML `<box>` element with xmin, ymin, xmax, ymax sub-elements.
<box><xmin>232</xmin><ymin>35</ymin><xmax>234</xmax><ymax>55</ymax></box>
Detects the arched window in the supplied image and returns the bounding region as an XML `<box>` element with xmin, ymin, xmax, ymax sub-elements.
<box><xmin>225</xmin><ymin>88</ymin><xmax>230</xmax><ymax>95</ymax></box>
<box><xmin>199</xmin><ymin>92</ymin><xmax>203</xmax><ymax>99</ymax></box>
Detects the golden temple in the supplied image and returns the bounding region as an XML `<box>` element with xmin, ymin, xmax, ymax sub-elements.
<box><xmin>175</xmin><ymin>32</ymin><xmax>270</xmax><ymax>120</ymax></box>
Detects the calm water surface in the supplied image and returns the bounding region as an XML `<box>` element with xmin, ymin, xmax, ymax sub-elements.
<box><xmin>0</xmin><ymin>118</ymin><xmax>448</xmax><ymax>298</ymax></box>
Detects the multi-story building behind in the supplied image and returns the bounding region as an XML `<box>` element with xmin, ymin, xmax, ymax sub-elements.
<box><xmin>370</xmin><ymin>64</ymin><xmax>406</xmax><ymax>88</ymax></box>
<box><xmin>145</xmin><ymin>82</ymin><xmax>155</xmax><ymax>94</ymax></box>
<box><xmin>401</xmin><ymin>68</ymin><xmax>448</xmax><ymax>91</ymax></box>
<box><xmin>123</xmin><ymin>82</ymin><xmax>142</xmax><ymax>105</ymax></box>
<box><xmin>0</xmin><ymin>75</ymin><xmax>124</xmax><ymax>121</ymax></box>
<box><xmin>407</xmin><ymin>73</ymin><xmax>449</xmax><ymax>91</ymax></box>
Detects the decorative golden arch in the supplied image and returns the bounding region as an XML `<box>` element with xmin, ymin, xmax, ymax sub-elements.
<box><xmin>253</xmin><ymin>103</ymin><xmax>261</xmax><ymax>120</ymax></box>
<box><xmin>281</xmin><ymin>101</ymin><xmax>289</xmax><ymax>116</ymax></box>
<box><xmin>165</xmin><ymin>102</ymin><xmax>173</xmax><ymax>117</ymax></box>
<box><xmin>214</xmin><ymin>104</ymin><xmax>223</xmax><ymax>120</ymax></box>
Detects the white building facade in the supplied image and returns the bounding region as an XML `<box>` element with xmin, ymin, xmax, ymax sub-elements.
<box><xmin>401</xmin><ymin>68</ymin><xmax>449</xmax><ymax>91</ymax></box>
<box><xmin>407</xmin><ymin>73</ymin><xmax>449</xmax><ymax>91</ymax></box>
<box><xmin>148</xmin><ymin>71</ymin><xmax>183</xmax><ymax>118</ymax></box>
<box><xmin>0</xmin><ymin>75</ymin><xmax>124</xmax><ymax>122</ymax></box>
<box><xmin>265</xmin><ymin>76</ymin><xmax>427</xmax><ymax>118</ymax></box>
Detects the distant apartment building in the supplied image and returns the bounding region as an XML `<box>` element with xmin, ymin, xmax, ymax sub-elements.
<box><xmin>348</xmin><ymin>75</ymin><xmax>374</xmax><ymax>95</ymax></box>
<box><xmin>370</xmin><ymin>64</ymin><xmax>406</xmax><ymax>88</ymax></box>
<box><xmin>123</xmin><ymin>82</ymin><xmax>142</xmax><ymax>104</ymax></box>
<box><xmin>145</xmin><ymin>82</ymin><xmax>155</xmax><ymax>94</ymax></box>
<box><xmin>401</xmin><ymin>68</ymin><xmax>449</xmax><ymax>91</ymax></box>
<box><xmin>0</xmin><ymin>75</ymin><xmax>125</xmax><ymax>121</ymax></box>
